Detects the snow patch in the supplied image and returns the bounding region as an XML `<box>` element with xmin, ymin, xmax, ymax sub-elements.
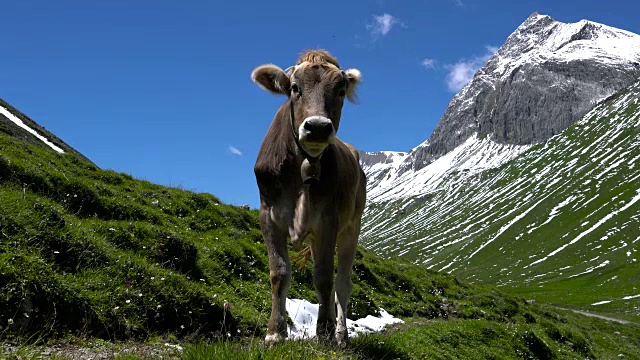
<box><xmin>528</xmin><ymin>189</ymin><xmax>640</xmax><ymax>267</ymax></box>
<box><xmin>285</xmin><ymin>298</ymin><xmax>403</xmax><ymax>340</ymax></box>
<box><xmin>0</xmin><ymin>106</ymin><xmax>64</xmax><ymax>153</ymax></box>
<box><xmin>469</xmin><ymin>196</ymin><xmax>548</xmax><ymax>259</ymax></box>
<box><xmin>568</xmin><ymin>260</ymin><xmax>610</xmax><ymax>278</ymax></box>
<box><xmin>365</xmin><ymin>133</ymin><xmax>531</xmax><ymax>204</ymax></box>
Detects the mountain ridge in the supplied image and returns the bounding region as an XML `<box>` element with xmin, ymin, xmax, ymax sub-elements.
<box><xmin>357</xmin><ymin>13</ymin><xmax>640</xmax><ymax>321</ymax></box>
<box><xmin>0</xmin><ymin>97</ymin><xmax>95</xmax><ymax>167</ymax></box>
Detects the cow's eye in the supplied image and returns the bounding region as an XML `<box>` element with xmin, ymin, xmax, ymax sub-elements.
<box><xmin>291</xmin><ymin>83</ymin><xmax>300</xmax><ymax>94</ymax></box>
<box><xmin>339</xmin><ymin>89</ymin><xmax>346</xmax><ymax>97</ymax></box>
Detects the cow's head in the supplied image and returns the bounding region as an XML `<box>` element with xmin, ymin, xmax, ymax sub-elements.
<box><xmin>251</xmin><ymin>50</ymin><xmax>362</xmax><ymax>158</ymax></box>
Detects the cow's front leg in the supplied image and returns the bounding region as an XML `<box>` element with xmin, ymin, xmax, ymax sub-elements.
<box><xmin>260</xmin><ymin>206</ymin><xmax>291</xmax><ymax>345</ymax></box>
<box><xmin>311</xmin><ymin>213</ymin><xmax>337</xmax><ymax>344</ymax></box>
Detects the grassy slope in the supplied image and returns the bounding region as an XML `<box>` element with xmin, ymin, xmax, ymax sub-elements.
<box><xmin>1</xmin><ymin>131</ymin><xmax>639</xmax><ymax>359</ymax></box>
<box><xmin>182</xmin><ymin>314</ymin><xmax>640</xmax><ymax>360</ymax></box>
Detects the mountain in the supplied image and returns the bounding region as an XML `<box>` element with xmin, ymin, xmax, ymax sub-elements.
<box><xmin>359</xmin><ymin>14</ymin><xmax>640</xmax><ymax>320</ymax></box>
<box><xmin>362</xmin><ymin>13</ymin><xmax>640</xmax><ymax>184</ymax></box>
<box><xmin>1</xmin><ymin>98</ymin><xmax>96</xmax><ymax>166</ymax></box>
<box><xmin>361</xmin><ymin>76</ymin><xmax>640</xmax><ymax>319</ymax></box>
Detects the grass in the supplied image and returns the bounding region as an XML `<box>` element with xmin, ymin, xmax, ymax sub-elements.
<box><xmin>347</xmin><ymin>311</ymin><xmax>640</xmax><ymax>360</ymax></box>
<box><xmin>8</xmin><ymin>310</ymin><xmax>639</xmax><ymax>359</ymax></box>
<box><xmin>1</xmin><ymin>122</ymin><xmax>639</xmax><ymax>358</ymax></box>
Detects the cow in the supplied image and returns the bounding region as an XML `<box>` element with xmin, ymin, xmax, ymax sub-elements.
<box><xmin>250</xmin><ymin>49</ymin><xmax>366</xmax><ymax>346</ymax></box>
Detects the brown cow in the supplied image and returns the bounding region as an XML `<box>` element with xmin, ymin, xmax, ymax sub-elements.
<box><xmin>251</xmin><ymin>49</ymin><xmax>366</xmax><ymax>346</ymax></box>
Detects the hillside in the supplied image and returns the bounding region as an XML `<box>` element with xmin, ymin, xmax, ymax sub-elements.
<box><xmin>1</xmin><ymin>103</ymin><xmax>639</xmax><ymax>358</ymax></box>
<box><xmin>360</xmin><ymin>74</ymin><xmax>640</xmax><ymax>323</ymax></box>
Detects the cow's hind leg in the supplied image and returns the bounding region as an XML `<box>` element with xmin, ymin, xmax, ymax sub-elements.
<box><xmin>335</xmin><ymin>173</ymin><xmax>365</xmax><ymax>346</ymax></box>
<box><xmin>260</xmin><ymin>207</ymin><xmax>291</xmax><ymax>345</ymax></box>
<box><xmin>334</xmin><ymin>225</ymin><xmax>359</xmax><ymax>346</ymax></box>
<box><xmin>311</xmin><ymin>215</ymin><xmax>338</xmax><ymax>344</ymax></box>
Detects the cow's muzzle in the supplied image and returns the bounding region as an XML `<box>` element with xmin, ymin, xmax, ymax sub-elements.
<box><xmin>298</xmin><ymin>116</ymin><xmax>335</xmax><ymax>151</ymax></box>
<box><xmin>297</xmin><ymin>116</ymin><xmax>334</xmax><ymax>184</ymax></box>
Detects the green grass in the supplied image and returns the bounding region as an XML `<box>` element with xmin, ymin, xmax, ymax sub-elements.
<box><xmin>1</xmin><ymin>122</ymin><xmax>639</xmax><ymax>358</ymax></box>
<box><xmin>8</xmin><ymin>309</ymin><xmax>639</xmax><ymax>359</ymax></box>
<box><xmin>347</xmin><ymin>311</ymin><xmax>640</xmax><ymax>360</ymax></box>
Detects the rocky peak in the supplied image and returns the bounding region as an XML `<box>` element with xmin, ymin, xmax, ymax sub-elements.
<box><xmin>393</xmin><ymin>13</ymin><xmax>640</xmax><ymax>175</ymax></box>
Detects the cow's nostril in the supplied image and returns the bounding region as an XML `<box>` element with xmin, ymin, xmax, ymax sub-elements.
<box><xmin>317</xmin><ymin>122</ymin><xmax>332</xmax><ymax>136</ymax></box>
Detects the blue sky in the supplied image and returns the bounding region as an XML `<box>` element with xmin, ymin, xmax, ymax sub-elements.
<box><xmin>1</xmin><ymin>0</ymin><xmax>639</xmax><ymax>208</ymax></box>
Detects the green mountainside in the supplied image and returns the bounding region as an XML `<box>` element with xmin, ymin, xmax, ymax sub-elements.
<box><xmin>0</xmin><ymin>100</ymin><xmax>639</xmax><ymax>358</ymax></box>
<box><xmin>361</xmin><ymin>80</ymin><xmax>640</xmax><ymax>323</ymax></box>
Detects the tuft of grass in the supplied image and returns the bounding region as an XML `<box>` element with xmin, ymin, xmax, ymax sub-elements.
<box><xmin>182</xmin><ymin>338</ymin><xmax>354</xmax><ymax>360</ymax></box>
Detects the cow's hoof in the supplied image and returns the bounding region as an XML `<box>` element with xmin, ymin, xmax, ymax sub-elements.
<box><xmin>336</xmin><ymin>330</ymin><xmax>349</xmax><ymax>348</ymax></box>
<box><xmin>315</xmin><ymin>329</ymin><xmax>338</xmax><ymax>347</ymax></box>
<box><xmin>264</xmin><ymin>332</ymin><xmax>285</xmax><ymax>346</ymax></box>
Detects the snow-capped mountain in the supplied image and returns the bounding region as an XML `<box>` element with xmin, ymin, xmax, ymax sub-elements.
<box><xmin>359</xmin><ymin>13</ymin><xmax>640</xmax><ymax>314</ymax></box>
<box><xmin>361</xmin><ymin>13</ymin><xmax>640</xmax><ymax>204</ymax></box>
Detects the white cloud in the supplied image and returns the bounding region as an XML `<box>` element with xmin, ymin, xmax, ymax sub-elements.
<box><xmin>421</xmin><ymin>58</ymin><xmax>437</xmax><ymax>69</ymax></box>
<box><xmin>445</xmin><ymin>45</ymin><xmax>498</xmax><ymax>92</ymax></box>
<box><xmin>228</xmin><ymin>146</ymin><xmax>243</xmax><ymax>156</ymax></box>
<box><xmin>445</xmin><ymin>62</ymin><xmax>479</xmax><ymax>92</ymax></box>
<box><xmin>453</xmin><ymin>0</ymin><xmax>465</xmax><ymax>8</ymax></box>
<box><xmin>367</xmin><ymin>14</ymin><xmax>400</xmax><ymax>38</ymax></box>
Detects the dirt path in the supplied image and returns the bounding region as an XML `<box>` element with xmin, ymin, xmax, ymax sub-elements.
<box><xmin>1</xmin><ymin>340</ymin><xmax>183</xmax><ymax>359</ymax></box>
<box><xmin>555</xmin><ymin>307</ymin><xmax>636</xmax><ymax>325</ymax></box>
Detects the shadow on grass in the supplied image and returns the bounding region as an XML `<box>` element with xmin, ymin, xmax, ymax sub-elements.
<box><xmin>350</xmin><ymin>335</ymin><xmax>410</xmax><ymax>360</ymax></box>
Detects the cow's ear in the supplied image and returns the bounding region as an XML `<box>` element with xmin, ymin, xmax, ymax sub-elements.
<box><xmin>251</xmin><ymin>64</ymin><xmax>291</xmax><ymax>96</ymax></box>
<box><xmin>344</xmin><ymin>68</ymin><xmax>362</xmax><ymax>104</ymax></box>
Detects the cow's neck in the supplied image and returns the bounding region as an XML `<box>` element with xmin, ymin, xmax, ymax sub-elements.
<box><xmin>287</xmin><ymin>99</ymin><xmax>325</xmax><ymax>184</ymax></box>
